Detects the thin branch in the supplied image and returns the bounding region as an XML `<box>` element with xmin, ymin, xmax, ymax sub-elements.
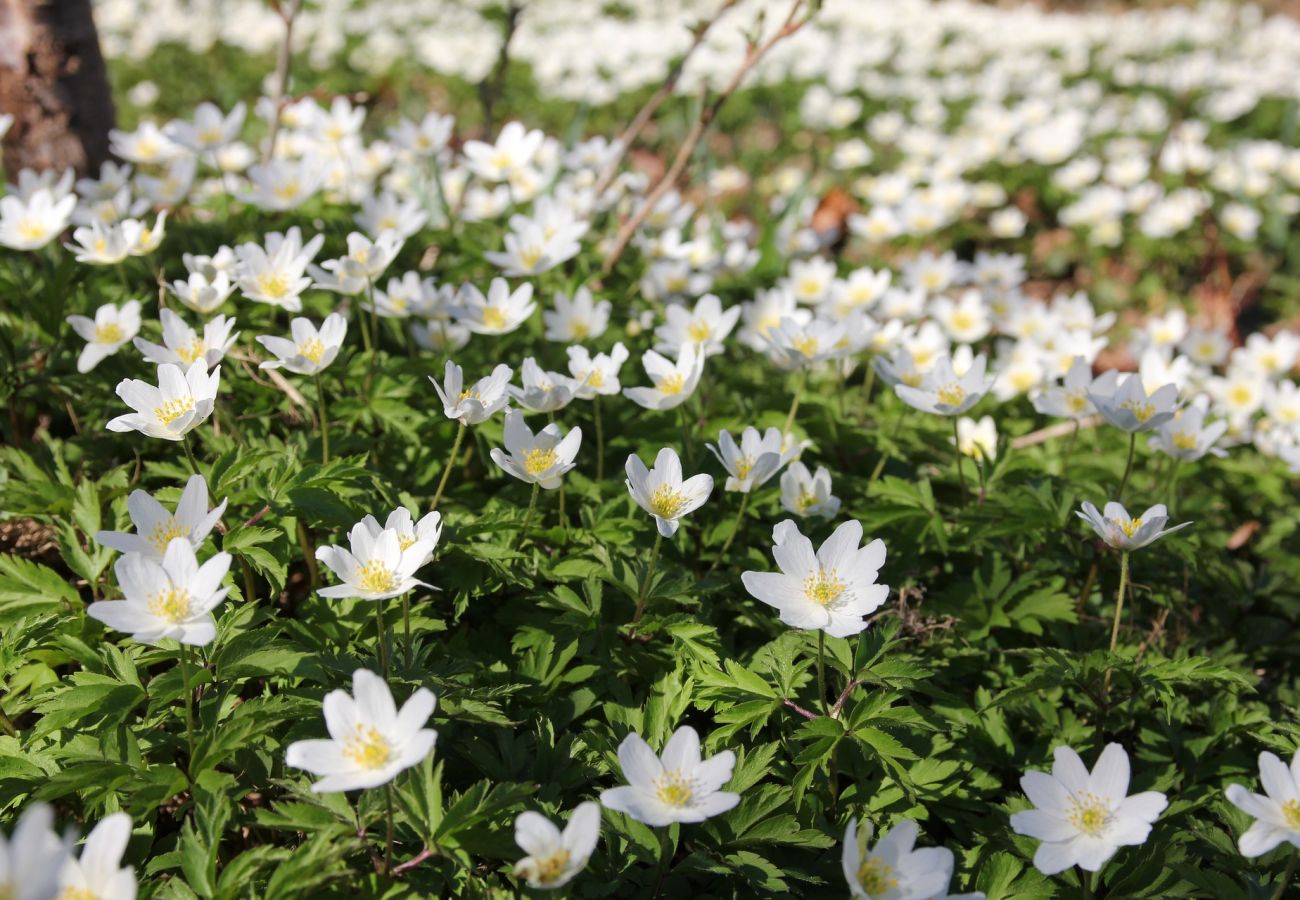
<box><xmin>478</xmin><ymin>1</ymin><xmax>523</xmax><ymax>137</ymax></box>
<box><xmin>782</xmin><ymin>698</ymin><xmax>817</xmax><ymax>720</ymax></box>
<box><xmin>601</xmin><ymin>0</ymin><xmax>811</xmax><ymax>274</ymax></box>
<box><xmin>391</xmin><ymin>846</ymin><xmax>435</xmax><ymax>875</ymax></box>
<box><xmin>264</xmin><ymin>0</ymin><xmax>301</xmax><ymax>164</ymax></box>
<box><xmin>1010</xmin><ymin>415</ymin><xmax>1100</xmax><ymax>450</ymax></box>
<box><xmin>592</xmin><ymin>0</ymin><xmax>740</xmax><ymax>196</ymax></box>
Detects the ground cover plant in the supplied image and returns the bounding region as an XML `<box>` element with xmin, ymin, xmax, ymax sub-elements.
<box><xmin>2</xmin><ymin>0</ymin><xmax>1300</xmax><ymax>896</ymax></box>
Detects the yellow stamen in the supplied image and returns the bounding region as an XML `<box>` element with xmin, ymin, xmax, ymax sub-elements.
<box><xmin>856</xmin><ymin>857</ymin><xmax>900</xmax><ymax>896</ymax></box>
<box><xmin>18</xmin><ymin>219</ymin><xmax>47</xmax><ymax>242</ymax></box>
<box><xmin>796</xmin><ymin>490</ymin><xmax>818</xmax><ymax>512</ymax></box>
<box><xmin>356</xmin><ymin>560</ymin><xmax>396</xmax><ymax>594</ymax></box>
<box><xmin>147</xmin><ymin>587</ymin><xmax>192</xmax><ymax>623</ymax></box>
<box><xmin>803</xmin><ymin>568</ymin><xmax>846</xmax><ymax>606</ymax></box>
<box><xmin>177</xmin><ymin>338</ymin><xmax>207</xmax><ymax>365</ymax></box>
<box><xmin>528</xmin><ymin>849</ymin><xmax>572</xmax><ymax>885</ymax></box>
<box><xmin>1282</xmin><ymin>799</ymin><xmax>1300</xmax><ymax>830</ymax></box>
<box><xmin>397</xmin><ymin>534</ymin><xmax>416</xmax><ymax>551</ymax></box>
<box><xmin>95</xmin><ymin>323</ymin><xmax>124</xmax><ymax>343</ymax></box>
<box><xmin>1068</xmin><ymin>793</ymin><xmax>1111</xmax><ymax>836</ymax></box>
<box><xmin>298</xmin><ymin>338</ymin><xmax>326</xmax><ymax>364</ymax></box>
<box><xmin>936</xmin><ymin>383</ymin><xmax>967</xmax><ymax>406</ymax></box>
<box><xmin>256</xmin><ymin>271</ymin><xmax>291</xmax><ymax>299</ymax></box>
<box><xmin>658</xmin><ymin>373</ymin><xmax>685</xmax><ymax>396</ymax></box>
<box><xmin>1121</xmin><ymin>399</ymin><xmax>1155</xmax><ymax>422</ymax></box>
<box><xmin>524</xmin><ymin>447</ymin><xmax>558</xmax><ymax>475</ymax></box>
<box><xmin>648</xmin><ymin>485</ymin><xmax>686</xmax><ymax>518</ymax></box>
<box><xmin>272</xmin><ymin>180</ymin><xmax>301</xmax><ymax>201</ymax></box>
<box><xmin>342</xmin><ymin>724</ymin><xmax>392</xmax><ymax>769</ymax></box>
<box><xmin>482</xmin><ymin>307</ymin><xmax>508</xmax><ymax>330</ymax></box>
<box><xmin>686</xmin><ymin>320</ymin><xmax>712</xmax><ymax>342</ymax></box>
<box><xmin>1171</xmin><ymin>431</ymin><xmax>1198</xmax><ymax>450</ymax></box>
<box><xmin>148</xmin><ymin>518</ymin><xmax>189</xmax><ymax>554</ymax></box>
<box><xmin>1118</xmin><ymin>517</ymin><xmax>1144</xmax><ymax>538</ymax></box>
<box><xmin>570</xmin><ymin>321</ymin><xmax>590</xmax><ymax>340</ymax></box>
<box><xmin>655</xmin><ymin>769</ymin><xmax>695</xmax><ymax>807</ymax></box>
<box><xmin>518</xmin><ymin>245</ymin><xmax>545</xmax><ymax>271</ymax></box>
<box><xmin>792</xmin><ymin>336</ymin><xmax>819</xmax><ymax>358</ymax></box>
<box><xmin>154</xmin><ymin>396</ymin><xmax>195</xmax><ymax>426</ymax></box>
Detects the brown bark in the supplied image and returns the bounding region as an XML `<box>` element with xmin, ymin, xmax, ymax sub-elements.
<box><xmin>0</xmin><ymin>0</ymin><xmax>115</xmax><ymax>176</ymax></box>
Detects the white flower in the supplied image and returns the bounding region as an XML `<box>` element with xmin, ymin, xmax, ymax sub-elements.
<box><xmin>314</xmin><ymin>231</ymin><xmax>404</xmax><ymax>294</ymax></box>
<box><xmin>315</xmin><ymin>522</ymin><xmax>434</xmax><ymax>601</ymax></box>
<box><xmin>67</xmin><ymin>300</ymin><xmax>142</xmax><ymax>373</ymax></box>
<box><xmin>233</xmin><ymin>227</ymin><xmax>324</xmax><ymax>312</ymax></box>
<box><xmin>954</xmin><ymin>416</ymin><xmax>997</xmax><ymax>461</ymax></box>
<box><xmin>430</xmin><ymin>361</ymin><xmax>513</xmax><ymax>425</ymax></box>
<box><xmin>107</xmin><ymin>362</ymin><xmax>220</xmax><ymax>441</ymax></box>
<box><xmin>491</xmin><ymin>410</ymin><xmax>582</xmax><ymax>490</ymax></box>
<box><xmin>66</xmin><ymin>220</ymin><xmax>133</xmax><ymax>265</ymax></box>
<box><xmin>931</xmin><ymin>290</ymin><xmax>991</xmax><ymax>344</ymax></box>
<box><xmin>0</xmin><ymin>803</ymin><xmax>71</xmax><ymax>900</ymax></box>
<box><xmin>1147</xmin><ymin>402</ymin><xmax>1228</xmax><ymax>461</ymax></box>
<box><xmin>1032</xmin><ymin>356</ymin><xmax>1096</xmax><ymax>420</ymax></box>
<box><xmin>895</xmin><ymin>354</ymin><xmax>995</xmax><ymax>416</ymax></box>
<box><xmin>240</xmin><ymin>157</ymin><xmax>323</xmax><ymax>211</ymax></box>
<box><xmin>164</xmin><ymin>100</ymin><xmax>246</xmax><ymax>152</ymax></box>
<box><xmin>706</xmin><ymin>426</ymin><xmax>788</xmax><ymax>493</ymax></box>
<box><xmin>1076</xmin><ymin>501</ymin><xmax>1191</xmax><ymax>551</ymax></box>
<box><xmin>625</xmin><ymin>447</ymin><xmax>713</xmax><ymax>538</ymax></box>
<box><xmin>741</xmin><ymin>519</ymin><xmax>889</xmax><ymax>637</ymax></box>
<box><xmin>358</xmin><ymin>508</ymin><xmax>443</xmax><ymax>567</ymax></box>
<box><xmin>780</xmin><ymin>462</ymin><xmax>841</xmax><ymax>519</ymax></box>
<box><xmin>356</xmin><ymin>191</ymin><xmax>429</xmax><ymax>242</ymax></box>
<box><xmin>94</xmin><ymin>474</ymin><xmax>227</xmax><ymax>560</ymax></box>
<box><xmin>623</xmin><ymin>344</ymin><xmax>705</xmax><ymax>411</ymax></box>
<box><xmin>544</xmin><ymin>287</ymin><xmax>610</xmax><ymax>342</ymax></box>
<box><xmin>387</xmin><ymin>111</ymin><xmax>454</xmax><ymax>157</ymax></box>
<box><xmin>1088</xmin><ymin>371</ymin><xmax>1179</xmax><ymax>433</ymax></box>
<box><xmin>654</xmin><ymin>293</ymin><xmax>741</xmax><ymax>358</ymax></box>
<box><xmin>1010</xmin><ymin>744</ymin><xmax>1168</xmax><ymax>875</ymax></box>
<box><xmin>109</xmin><ymin>121</ymin><xmax>184</xmax><ymax>164</ymax></box>
<box><xmin>134</xmin><ymin>308</ymin><xmax>238</xmax><ymax>369</ymax></box>
<box><xmin>484</xmin><ymin>221</ymin><xmax>579</xmax><ymax>276</ymax></box>
<box><xmin>600</xmin><ymin>726</ymin><xmax>739</xmax><ymax>826</ymax></box>
<box><xmin>762</xmin><ymin>316</ymin><xmax>849</xmax><ymax>370</ymax></box>
<box><xmin>57</xmin><ymin>812</ymin><xmax>137</xmax><ymax>900</ymax></box>
<box><xmin>463</xmin><ymin>121</ymin><xmax>545</xmax><ymax>182</ymax></box>
<box><xmin>452</xmin><ymin>278</ymin><xmax>536</xmax><ymax>335</ymax></box>
<box><xmin>566</xmin><ymin>343</ymin><xmax>629</xmax><ymax>399</ymax></box>
<box><xmin>169</xmin><ymin>270</ymin><xmax>235</xmax><ymax>315</ymax></box>
<box><xmin>510</xmin><ymin>358</ymin><xmax>577</xmax><ymax>413</ymax></box>
<box><xmin>0</xmin><ymin>188</ymin><xmax>76</xmax><ymax>250</ymax></box>
<box><xmin>512</xmin><ymin>802</ymin><xmax>601</xmax><ymax>890</ymax></box>
<box><xmin>1225</xmin><ymin>749</ymin><xmax>1300</xmax><ymax>857</ymax></box>
<box><xmin>257</xmin><ymin>313</ymin><xmax>348</xmax><ymax>376</ymax></box>
<box><xmin>285</xmin><ymin>669</ymin><xmax>437</xmax><ymax>793</ymax></box>
<box><xmin>842</xmin><ymin>818</ymin><xmax>985</xmax><ymax>900</ymax></box>
<box><xmin>87</xmin><ymin>538</ymin><xmax>231</xmax><ymax>646</ymax></box>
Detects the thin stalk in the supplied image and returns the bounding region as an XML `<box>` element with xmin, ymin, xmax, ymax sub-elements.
<box><xmin>858</xmin><ymin>359</ymin><xmax>876</xmax><ymax>422</ymax></box>
<box><xmin>678</xmin><ymin>403</ymin><xmax>696</xmax><ymax>471</ymax></box>
<box><xmin>430</xmin><ymin>422</ymin><xmax>467</xmax><ymax>510</ymax></box>
<box><xmin>1063</xmin><ymin>418</ymin><xmax>1080</xmax><ymax>470</ymax></box>
<box><xmin>869</xmin><ymin>407</ymin><xmax>908</xmax><ymax>483</ymax></box>
<box><xmin>1103</xmin><ymin>551</ymin><xmax>1130</xmax><ymax>697</ymax></box>
<box><xmin>180</xmin><ymin>644</ymin><xmax>196</xmax><ymax>776</ymax></box>
<box><xmin>783</xmin><ymin>368</ymin><xmax>808</xmax><ymax>436</ymax></box>
<box><xmin>816</xmin><ymin>630</ymin><xmax>829</xmax><ymax>717</ymax></box>
<box><xmin>594</xmin><ymin>395</ymin><xmax>605</xmax><ymax>483</ymax></box>
<box><xmin>708</xmin><ymin>492</ymin><xmax>750</xmax><ymax>573</ymax></box>
<box><xmin>1271</xmin><ymin>851</ymin><xmax>1298</xmax><ymax>900</ymax></box>
<box><xmin>632</xmin><ymin>531</ymin><xmax>664</xmax><ymax>624</ymax></box>
<box><xmin>1164</xmin><ymin>458</ymin><xmax>1184</xmax><ymax>515</ymax></box>
<box><xmin>1117</xmin><ymin>432</ymin><xmax>1137</xmax><ymax>501</ymax></box>
<box><xmin>182</xmin><ymin>435</ymin><xmax>201</xmax><ymax>476</ymax></box>
<box><xmin>401</xmin><ymin>592</ymin><xmax>413</xmax><ymax>670</ymax></box>
<box><xmin>952</xmin><ymin>417</ymin><xmax>968</xmax><ymax>503</ymax></box>
<box><xmin>364</xmin><ymin>279</ymin><xmax>380</xmax><ymax>396</ymax></box>
<box><xmin>315</xmin><ymin>373</ymin><xmax>331</xmax><ymax>463</ymax></box>
<box><xmin>384</xmin><ymin>783</ymin><xmax>396</xmax><ymax>875</ymax></box>
<box><xmin>521</xmin><ymin>482</ymin><xmax>541</xmax><ymax>534</ymax></box>
<box><xmin>375</xmin><ymin>603</ymin><xmax>390</xmax><ymax>679</ymax></box>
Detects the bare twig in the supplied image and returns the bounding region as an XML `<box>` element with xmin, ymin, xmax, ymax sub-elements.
<box><xmin>264</xmin><ymin>0</ymin><xmax>301</xmax><ymax>163</ymax></box>
<box><xmin>592</xmin><ymin>0</ymin><xmax>740</xmax><ymax>196</ymax></box>
<box><xmin>1011</xmin><ymin>415</ymin><xmax>1101</xmax><ymax>450</ymax></box>
<box><xmin>478</xmin><ymin>1</ymin><xmax>523</xmax><ymax>136</ymax></box>
<box><xmin>391</xmin><ymin>846</ymin><xmax>435</xmax><ymax>875</ymax></box>
<box><xmin>782</xmin><ymin>698</ymin><xmax>817</xmax><ymax>720</ymax></box>
<box><xmin>601</xmin><ymin>0</ymin><xmax>812</xmax><ymax>274</ymax></box>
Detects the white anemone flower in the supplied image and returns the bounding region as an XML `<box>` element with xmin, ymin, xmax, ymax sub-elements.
<box><xmin>358</xmin><ymin>508</ymin><xmax>443</xmax><ymax>568</ymax></box>
<box><xmin>599</xmin><ymin>726</ymin><xmax>739</xmax><ymax>826</ymax></box>
<box><xmin>842</xmin><ymin>818</ymin><xmax>985</xmax><ymax>900</ymax></box>
<box><xmin>453</xmin><ymin>278</ymin><xmax>536</xmax><ymax>335</ymax></box>
<box><xmin>257</xmin><ymin>314</ymin><xmax>348</xmax><ymax>376</ymax></box>
<box><xmin>706</xmin><ymin>426</ymin><xmax>788</xmax><ymax>493</ymax></box>
<box><xmin>544</xmin><ymin>287</ymin><xmax>610</xmax><ymax>342</ymax></box>
<box><xmin>490</xmin><ymin>410</ymin><xmax>582</xmax><ymax>490</ymax></box>
<box><xmin>315</xmin><ymin>522</ymin><xmax>434</xmax><ymax>601</ymax></box>
<box><xmin>0</xmin><ymin>188</ymin><xmax>76</xmax><ymax>250</ymax></box>
<box><xmin>510</xmin><ymin>357</ymin><xmax>577</xmax><ymax>413</ymax></box>
<box><xmin>67</xmin><ymin>300</ymin><xmax>141</xmax><ymax>373</ymax></box>
<box><xmin>625</xmin><ymin>448</ymin><xmax>713</xmax><ymax>538</ymax></box>
<box><xmin>1076</xmin><ymin>501</ymin><xmax>1191</xmax><ymax>551</ymax></box>
<box><xmin>168</xmin><ymin>270</ymin><xmax>235</xmax><ymax>315</ymax></box>
<box><xmin>1225</xmin><ymin>749</ymin><xmax>1300</xmax><ymax>857</ymax></box>
<box><xmin>107</xmin><ymin>362</ymin><xmax>219</xmax><ymax>441</ymax></box>
<box><xmin>1147</xmin><ymin>403</ymin><xmax>1228</xmax><ymax>461</ymax></box>
<box><xmin>654</xmin><ymin>293</ymin><xmax>741</xmax><ymax>358</ymax></box>
<box><xmin>779</xmin><ymin>462</ymin><xmax>841</xmax><ymax>519</ymax></box>
<box><xmin>284</xmin><ymin>669</ymin><xmax>437</xmax><ymax>793</ymax></box>
<box><xmin>134</xmin><ymin>308</ymin><xmax>238</xmax><ymax>369</ymax></box>
<box><xmin>430</xmin><ymin>361</ymin><xmax>513</xmax><ymax>425</ymax></box>
<box><xmin>56</xmin><ymin>812</ymin><xmax>137</xmax><ymax>900</ymax></box>
<box><xmin>94</xmin><ymin>474</ymin><xmax>227</xmax><ymax>560</ymax></box>
<box><xmin>894</xmin><ymin>354</ymin><xmax>995</xmax><ymax>416</ymax></box>
<box><xmin>741</xmin><ymin>519</ymin><xmax>890</xmax><ymax>637</ymax></box>
<box><xmin>623</xmin><ymin>344</ymin><xmax>704</xmax><ymax>411</ymax></box>
<box><xmin>1088</xmin><ymin>371</ymin><xmax>1179</xmax><ymax>433</ymax></box>
<box><xmin>512</xmin><ymin>802</ymin><xmax>601</xmax><ymax>890</ymax></box>
<box><xmin>1032</xmin><ymin>356</ymin><xmax>1096</xmax><ymax>420</ymax></box>
<box><xmin>87</xmin><ymin>538</ymin><xmax>232</xmax><ymax>646</ymax></box>
<box><xmin>567</xmin><ymin>343</ymin><xmax>630</xmax><ymax>399</ymax></box>
<box><xmin>1010</xmin><ymin>744</ymin><xmax>1168</xmax><ymax>875</ymax></box>
<box><xmin>0</xmin><ymin>802</ymin><xmax>73</xmax><ymax>900</ymax></box>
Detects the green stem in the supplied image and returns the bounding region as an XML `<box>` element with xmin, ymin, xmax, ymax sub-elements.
<box><xmin>364</xmin><ymin>278</ymin><xmax>380</xmax><ymax>397</ymax></box>
<box><xmin>1063</xmin><ymin>419</ymin><xmax>1080</xmax><ymax>470</ymax></box>
<box><xmin>1117</xmin><ymin>432</ymin><xmax>1137</xmax><ymax>502</ymax></box>
<box><xmin>868</xmin><ymin>408</ymin><xmax>907</xmax><ymax>483</ymax></box>
<box><xmin>952</xmin><ymin>417</ymin><xmax>968</xmax><ymax>504</ymax></box>
<box><xmin>783</xmin><ymin>368</ymin><xmax>809</xmax><ymax>436</ymax></box>
<box><xmin>315</xmin><ymin>373</ymin><xmax>330</xmax><ymax>464</ymax></box>
<box><xmin>182</xmin><ymin>434</ymin><xmax>201</xmax><ymax>476</ymax></box>
<box><xmin>632</xmin><ymin>531</ymin><xmax>664</xmax><ymax>625</ymax></box>
<box><xmin>375</xmin><ymin>602</ymin><xmax>390</xmax><ymax>679</ymax></box>
<box><xmin>1164</xmin><ymin>458</ymin><xmax>1184</xmax><ymax>515</ymax></box>
<box><xmin>708</xmin><ymin>492</ymin><xmax>750</xmax><ymax>573</ymax></box>
<box><xmin>859</xmin><ymin>358</ymin><xmax>876</xmax><ymax>421</ymax></box>
<box><xmin>430</xmin><ymin>422</ymin><xmax>467</xmax><ymax>510</ymax></box>
<box><xmin>1103</xmin><ymin>551</ymin><xmax>1130</xmax><ymax>698</ymax></box>
<box><xmin>180</xmin><ymin>644</ymin><xmax>196</xmax><ymax>777</ymax></box>
<box><xmin>677</xmin><ymin>403</ymin><xmax>696</xmax><ymax>471</ymax></box>
<box><xmin>384</xmin><ymin>783</ymin><xmax>396</xmax><ymax>875</ymax></box>
<box><xmin>816</xmin><ymin>630</ymin><xmax>829</xmax><ymax>717</ymax></box>
<box><xmin>1271</xmin><ymin>851</ymin><xmax>1298</xmax><ymax>900</ymax></box>
<box><xmin>594</xmin><ymin>395</ymin><xmax>605</xmax><ymax>483</ymax></box>
<box><xmin>401</xmin><ymin>592</ymin><xmax>412</xmax><ymax>671</ymax></box>
<box><xmin>521</xmin><ymin>482</ymin><xmax>540</xmax><ymax>534</ymax></box>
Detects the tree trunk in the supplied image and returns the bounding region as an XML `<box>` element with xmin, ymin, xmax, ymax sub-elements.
<box><xmin>0</xmin><ymin>0</ymin><xmax>115</xmax><ymax>176</ymax></box>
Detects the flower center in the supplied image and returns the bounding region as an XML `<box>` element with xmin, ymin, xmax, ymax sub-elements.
<box><xmin>18</xmin><ymin>219</ymin><xmax>47</xmax><ymax>241</ymax></box>
<box><xmin>1121</xmin><ymin>399</ymin><xmax>1154</xmax><ymax>422</ymax></box>
<box><xmin>530</xmin><ymin>849</ymin><xmax>572</xmax><ymax>885</ymax></box>
<box><xmin>585</xmin><ymin>369</ymin><xmax>605</xmax><ymax>389</ymax></box>
<box><xmin>148</xmin><ymin>587</ymin><xmax>192</xmax><ymax>623</ymax></box>
<box><xmin>397</xmin><ymin>534</ymin><xmax>416</xmax><ymax>551</ymax></box>
<box><xmin>856</xmin><ymin>857</ymin><xmax>899</xmax><ymax>896</ymax></box>
<box><xmin>357</xmin><ymin>560</ymin><xmax>397</xmax><ymax>594</ymax></box>
<box><xmin>1228</xmin><ymin>385</ymin><xmax>1254</xmax><ymax>407</ymax></box>
<box><xmin>256</xmin><ymin>271</ymin><xmax>291</xmax><ymax>299</ymax></box>
<box><xmin>733</xmin><ymin>457</ymin><xmax>754</xmax><ymax>481</ymax></box>
<box><xmin>1067</xmin><ymin>392</ymin><xmax>1088</xmax><ymax>413</ymax></box>
<box><xmin>648</xmin><ymin>485</ymin><xmax>686</xmax><ymax>518</ymax></box>
<box><xmin>272</xmin><ymin>180</ymin><xmax>301</xmax><ymax>201</ymax></box>
<box><xmin>792</xmin><ymin>336</ymin><xmax>819</xmax><ymax>358</ymax></box>
<box><xmin>687</xmin><ymin>320</ymin><xmax>712</xmax><ymax>342</ymax></box>
<box><xmin>797</xmin><ymin>490</ymin><xmax>818</xmax><ymax>511</ymax></box>
<box><xmin>59</xmin><ymin>889</ymin><xmax>98</xmax><ymax>900</ymax></box>
<box><xmin>1282</xmin><ymin>799</ymin><xmax>1300</xmax><ymax>830</ymax></box>
<box><xmin>950</xmin><ymin>310</ymin><xmax>975</xmax><ymax>332</ymax></box>
<box><xmin>524</xmin><ymin>447</ymin><xmax>558</xmax><ymax>475</ymax></box>
<box><xmin>95</xmin><ymin>322</ymin><xmax>124</xmax><ymax>343</ymax></box>
<box><xmin>482</xmin><ymin>307</ymin><xmax>508</xmax><ymax>330</ymax></box>
<box><xmin>1118</xmin><ymin>517</ymin><xmax>1144</xmax><ymax>538</ymax></box>
<box><xmin>658</xmin><ymin>373</ymin><xmax>685</xmax><ymax>395</ymax></box>
<box><xmin>1068</xmin><ymin>793</ymin><xmax>1111</xmax><ymax>836</ymax></box>
<box><xmin>1172</xmin><ymin>431</ymin><xmax>1198</xmax><ymax>450</ymax></box>
<box><xmin>198</xmin><ymin>127</ymin><xmax>223</xmax><ymax>145</ymax></box>
<box><xmin>518</xmin><ymin>245</ymin><xmax>545</xmax><ymax>270</ymax></box>
<box><xmin>655</xmin><ymin>769</ymin><xmax>695</xmax><ymax>807</ymax></box>
<box><xmin>803</xmin><ymin>567</ymin><xmax>846</xmax><ymax>607</ymax></box>
<box><xmin>936</xmin><ymin>383</ymin><xmax>967</xmax><ymax>406</ymax></box>
<box><xmin>154</xmin><ymin>395</ymin><xmax>195</xmax><ymax>426</ymax></box>
<box><xmin>177</xmin><ymin>337</ymin><xmax>207</xmax><ymax>365</ymax></box>
<box><xmin>343</xmin><ymin>724</ymin><xmax>393</xmax><ymax>769</ymax></box>
<box><xmin>797</xmin><ymin>277</ymin><xmax>823</xmax><ymax>298</ymax></box>
<box><xmin>148</xmin><ymin>517</ymin><xmax>189</xmax><ymax>554</ymax></box>
<box><xmin>298</xmin><ymin>338</ymin><xmax>326</xmax><ymax>364</ymax></box>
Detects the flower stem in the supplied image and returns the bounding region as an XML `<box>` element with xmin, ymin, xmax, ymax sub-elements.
<box><xmin>180</xmin><ymin>643</ymin><xmax>196</xmax><ymax>777</ymax></box>
<box><xmin>364</xmin><ymin>278</ymin><xmax>380</xmax><ymax>397</ymax></box>
<box><xmin>1117</xmin><ymin>432</ymin><xmax>1137</xmax><ymax>502</ymax></box>
<box><xmin>375</xmin><ymin>602</ymin><xmax>390</xmax><ymax>679</ymax></box>
<box><xmin>182</xmin><ymin>434</ymin><xmax>201</xmax><ymax>476</ymax></box>
<box><xmin>952</xmin><ymin>417</ymin><xmax>968</xmax><ymax>504</ymax></box>
<box><xmin>1271</xmin><ymin>851</ymin><xmax>1298</xmax><ymax>900</ymax></box>
<box><xmin>783</xmin><ymin>368</ymin><xmax>809</xmax><ymax>436</ymax></box>
<box><xmin>401</xmin><ymin>592</ymin><xmax>413</xmax><ymax>671</ymax></box>
<box><xmin>709</xmin><ymin>492</ymin><xmax>749</xmax><ymax>573</ymax></box>
<box><xmin>1164</xmin><ymin>458</ymin><xmax>1184</xmax><ymax>515</ymax></box>
<box><xmin>521</xmin><ymin>482</ymin><xmax>541</xmax><ymax>535</ymax></box>
<box><xmin>816</xmin><ymin>630</ymin><xmax>829</xmax><ymax>717</ymax></box>
<box><xmin>632</xmin><ymin>531</ymin><xmax>664</xmax><ymax>625</ymax></box>
<box><xmin>594</xmin><ymin>394</ymin><xmax>605</xmax><ymax>483</ymax></box>
<box><xmin>315</xmin><ymin>373</ymin><xmax>330</xmax><ymax>464</ymax></box>
<box><xmin>858</xmin><ymin>358</ymin><xmax>876</xmax><ymax>421</ymax></box>
<box><xmin>384</xmin><ymin>783</ymin><xmax>396</xmax><ymax>875</ymax></box>
<box><xmin>677</xmin><ymin>403</ymin><xmax>696</xmax><ymax>471</ymax></box>
<box><xmin>869</xmin><ymin>408</ymin><xmax>908</xmax><ymax>483</ymax></box>
<box><xmin>430</xmin><ymin>422</ymin><xmax>466</xmax><ymax>511</ymax></box>
<box><xmin>1103</xmin><ymin>551</ymin><xmax>1130</xmax><ymax>697</ymax></box>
